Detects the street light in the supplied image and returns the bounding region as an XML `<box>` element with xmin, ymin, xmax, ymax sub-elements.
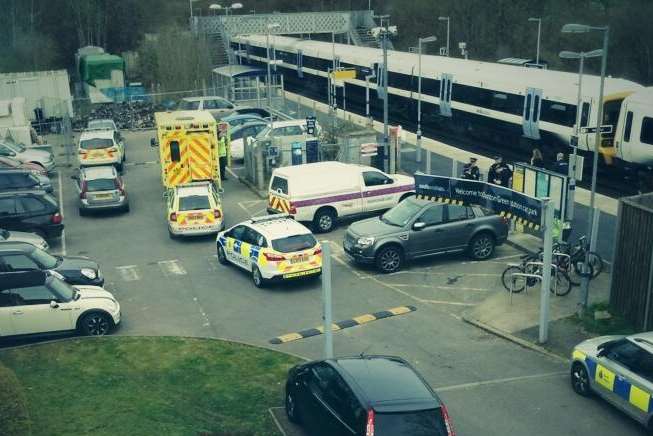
<box><xmin>266</xmin><ymin>22</ymin><xmax>281</xmax><ymax>109</ymax></box>
<box><xmin>416</xmin><ymin>36</ymin><xmax>437</xmax><ymax>164</ymax></box>
<box><xmin>438</xmin><ymin>16</ymin><xmax>450</xmax><ymax>57</ymax></box>
<box><xmin>226</xmin><ymin>2</ymin><xmax>243</xmax><ymax>15</ymax></box>
<box><xmin>372</xmin><ymin>15</ymin><xmax>396</xmax><ymax>173</ymax></box>
<box><xmin>209</xmin><ymin>4</ymin><xmax>221</xmax><ymax>15</ymax></box>
<box><xmin>528</xmin><ymin>17</ymin><xmax>542</xmax><ymax>65</ymax></box>
<box><xmin>561</xmin><ymin>23</ymin><xmax>610</xmax><ymax>312</ymax></box>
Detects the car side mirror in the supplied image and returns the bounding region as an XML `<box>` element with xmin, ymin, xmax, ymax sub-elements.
<box><xmin>150</xmin><ymin>138</ymin><xmax>158</xmax><ymax>147</ymax></box>
<box><xmin>413</xmin><ymin>222</ymin><xmax>426</xmax><ymax>231</ymax></box>
<box><xmin>50</xmin><ymin>300</ymin><xmax>59</xmax><ymax>309</ymax></box>
<box><xmin>70</xmin><ymin>174</ymin><xmax>78</xmax><ymax>180</ymax></box>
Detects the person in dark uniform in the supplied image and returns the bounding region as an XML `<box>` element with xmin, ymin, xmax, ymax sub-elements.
<box><xmin>553</xmin><ymin>152</ymin><xmax>569</xmax><ymax>175</ymax></box>
<box><xmin>488</xmin><ymin>156</ymin><xmax>513</xmax><ymax>187</ymax></box>
<box><xmin>462</xmin><ymin>157</ymin><xmax>481</xmax><ymax>180</ymax></box>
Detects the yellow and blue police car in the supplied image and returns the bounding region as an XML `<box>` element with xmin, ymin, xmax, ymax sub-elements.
<box><xmin>571</xmin><ymin>332</ymin><xmax>653</xmax><ymax>432</ymax></box>
<box><xmin>216</xmin><ymin>214</ymin><xmax>322</xmax><ymax>288</ymax></box>
<box><xmin>167</xmin><ymin>181</ymin><xmax>224</xmax><ymax>239</ymax></box>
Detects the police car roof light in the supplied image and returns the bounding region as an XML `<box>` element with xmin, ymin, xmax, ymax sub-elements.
<box><xmin>250</xmin><ymin>213</ymin><xmax>291</xmax><ymax>224</ymax></box>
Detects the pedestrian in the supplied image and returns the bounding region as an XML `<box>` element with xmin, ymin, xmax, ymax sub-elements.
<box><xmin>553</xmin><ymin>152</ymin><xmax>569</xmax><ymax>175</ymax></box>
<box><xmin>218</xmin><ymin>134</ymin><xmax>228</xmax><ymax>181</ymax></box>
<box><xmin>461</xmin><ymin>157</ymin><xmax>481</xmax><ymax>180</ymax></box>
<box><xmin>488</xmin><ymin>156</ymin><xmax>513</xmax><ymax>187</ymax></box>
<box><xmin>530</xmin><ymin>148</ymin><xmax>544</xmax><ymax>168</ymax></box>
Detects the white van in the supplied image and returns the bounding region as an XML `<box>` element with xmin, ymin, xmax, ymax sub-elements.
<box><xmin>267</xmin><ymin>162</ymin><xmax>415</xmax><ymax>232</ymax></box>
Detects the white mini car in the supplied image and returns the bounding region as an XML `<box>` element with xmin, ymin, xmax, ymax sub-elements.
<box><xmin>0</xmin><ymin>271</ymin><xmax>121</xmax><ymax>338</ymax></box>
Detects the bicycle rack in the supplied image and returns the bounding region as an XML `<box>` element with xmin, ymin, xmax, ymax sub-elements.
<box><xmin>526</xmin><ymin>261</ymin><xmax>563</xmax><ymax>296</ymax></box>
<box><xmin>509</xmin><ymin>272</ymin><xmax>542</xmax><ymax>305</ymax></box>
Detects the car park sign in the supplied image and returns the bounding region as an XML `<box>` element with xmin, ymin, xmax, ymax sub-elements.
<box><xmin>414</xmin><ymin>173</ymin><xmax>543</xmax><ymax>229</ymax></box>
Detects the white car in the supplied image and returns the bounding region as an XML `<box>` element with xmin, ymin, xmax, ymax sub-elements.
<box><xmin>78</xmin><ymin>129</ymin><xmax>126</xmax><ymax>171</ymax></box>
<box><xmin>249</xmin><ymin>119</ymin><xmax>321</xmax><ymax>145</ymax></box>
<box><xmin>216</xmin><ymin>214</ymin><xmax>322</xmax><ymax>287</ymax></box>
<box><xmin>87</xmin><ymin>118</ymin><xmax>118</xmax><ymax>132</ymax></box>
<box><xmin>0</xmin><ymin>139</ymin><xmax>56</xmax><ymax>174</ymax></box>
<box><xmin>229</xmin><ymin>121</ymin><xmax>268</xmax><ymax>160</ymax></box>
<box><xmin>267</xmin><ymin>162</ymin><xmax>415</xmax><ymax>233</ymax></box>
<box><xmin>167</xmin><ymin>182</ymin><xmax>224</xmax><ymax>238</ymax></box>
<box><xmin>0</xmin><ymin>271</ymin><xmax>121</xmax><ymax>338</ymax></box>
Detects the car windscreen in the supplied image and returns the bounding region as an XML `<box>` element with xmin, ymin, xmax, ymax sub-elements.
<box><xmin>31</xmin><ymin>247</ymin><xmax>59</xmax><ymax>269</ymax></box>
<box><xmin>178</xmin><ymin>100</ymin><xmax>200</xmax><ymax>110</ymax></box>
<box><xmin>87</xmin><ymin>178</ymin><xmax>117</xmax><ymax>192</ymax></box>
<box><xmin>381</xmin><ymin>200</ymin><xmax>423</xmax><ymax>227</ymax></box>
<box><xmin>179</xmin><ymin>195</ymin><xmax>211</xmax><ymax>211</ymax></box>
<box><xmin>375</xmin><ymin>409</ymin><xmax>448</xmax><ymax>436</ymax></box>
<box><xmin>48</xmin><ymin>277</ymin><xmax>75</xmax><ymax>301</ymax></box>
<box><xmin>88</xmin><ymin>121</ymin><xmax>114</xmax><ymax>130</ymax></box>
<box><xmin>80</xmin><ymin>138</ymin><xmax>113</xmax><ymax>150</ymax></box>
<box><xmin>256</xmin><ymin>126</ymin><xmax>272</xmax><ymax>138</ymax></box>
<box><xmin>0</xmin><ymin>229</ymin><xmax>9</xmax><ymax>239</ymax></box>
<box><xmin>271</xmin><ymin>234</ymin><xmax>316</xmax><ymax>253</ymax></box>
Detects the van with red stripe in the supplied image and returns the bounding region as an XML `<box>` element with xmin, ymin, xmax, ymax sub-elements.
<box><xmin>267</xmin><ymin>162</ymin><xmax>414</xmax><ymax>233</ymax></box>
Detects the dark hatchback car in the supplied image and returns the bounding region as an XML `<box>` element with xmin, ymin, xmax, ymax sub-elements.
<box><xmin>0</xmin><ymin>190</ymin><xmax>63</xmax><ymax>240</ymax></box>
<box><xmin>285</xmin><ymin>355</ymin><xmax>455</xmax><ymax>436</ymax></box>
<box><xmin>0</xmin><ymin>168</ymin><xmax>52</xmax><ymax>193</ymax></box>
<box><xmin>344</xmin><ymin>198</ymin><xmax>509</xmax><ymax>273</ymax></box>
<box><xmin>0</xmin><ymin>241</ymin><xmax>103</xmax><ymax>286</ymax></box>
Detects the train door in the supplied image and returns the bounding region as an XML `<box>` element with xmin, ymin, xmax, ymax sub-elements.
<box><xmin>439</xmin><ymin>73</ymin><xmax>453</xmax><ymax>117</ymax></box>
<box><xmin>614</xmin><ymin>104</ymin><xmax>634</xmax><ymax>162</ymax></box>
<box><xmin>577</xmin><ymin>98</ymin><xmax>593</xmax><ymax>151</ymax></box>
<box><xmin>522</xmin><ymin>88</ymin><xmax>542</xmax><ymax>140</ymax></box>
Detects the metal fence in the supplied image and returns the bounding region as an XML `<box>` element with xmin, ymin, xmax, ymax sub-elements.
<box><xmin>610</xmin><ymin>193</ymin><xmax>653</xmax><ymax>330</ymax></box>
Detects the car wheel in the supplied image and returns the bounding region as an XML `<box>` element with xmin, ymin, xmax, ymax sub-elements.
<box><xmin>168</xmin><ymin>228</ymin><xmax>177</xmax><ymax>240</ymax></box>
<box><xmin>252</xmin><ymin>266</ymin><xmax>266</xmax><ymax>288</ymax></box>
<box><xmin>469</xmin><ymin>233</ymin><xmax>495</xmax><ymax>260</ymax></box>
<box><xmin>313</xmin><ymin>208</ymin><xmax>336</xmax><ymax>233</ymax></box>
<box><xmin>571</xmin><ymin>362</ymin><xmax>591</xmax><ymax>397</ymax></box>
<box><xmin>116</xmin><ymin>163</ymin><xmax>124</xmax><ymax>172</ymax></box>
<box><xmin>122</xmin><ymin>204</ymin><xmax>130</xmax><ymax>213</ymax></box>
<box><xmin>217</xmin><ymin>245</ymin><xmax>228</xmax><ymax>265</ymax></box>
<box><xmin>285</xmin><ymin>389</ymin><xmax>302</xmax><ymax>423</ymax></box>
<box><xmin>79</xmin><ymin>312</ymin><xmax>111</xmax><ymax>336</ymax></box>
<box><xmin>375</xmin><ymin>245</ymin><xmax>403</xmax><ymax>273</ymax></box>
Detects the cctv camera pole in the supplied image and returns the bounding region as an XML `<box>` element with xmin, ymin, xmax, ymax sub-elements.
<box><xmin>381</xmin><ymin>18</ymin><xmax>391</xmax><ymax>173</ymax></box>
<box><xmin>322</xmin><ymin>241</ymin><xmax>334</xmax><ymax>359</ymax></box>
<box><xmin>266</xmin><ymin>22</ymin><xmax>272</xmax><ymax>109</ymax></box>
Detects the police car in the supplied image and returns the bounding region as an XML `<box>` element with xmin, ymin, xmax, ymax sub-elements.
<box><xmin>167</xmin><ymin>182</ymin><xmax>224</xmax><ymax>238</ymax></box>
<box><xmin>216</xmin><ymin>214</ymin><xmax>322</xmax><ymax>287</ymax></box>
<box><xmin>571</xmin><ymin>332</ymin><xmax>653</xmax><ymax>431</ymax></box>
<box><xmin>78</xmin><ymin>129</ymin><xmax>125</xmax><ymax>171</ymax></box>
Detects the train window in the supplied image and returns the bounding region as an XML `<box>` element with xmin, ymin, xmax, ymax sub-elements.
<box><xmin>524</xmin><ymin>95</ymin><xmax>532</xmax><ymax>121</ymax></box>
<box><xmin>641</xmin><ymin>117</ymin><xmax>653</xmax><ymax>145</ymax></box>
<box><xmin>533</xmin><ymin>96</ymin><xmax>541</xmax><ymax>122</ymax></box>
<box><xmin>581</xmin><ymin>102</ymin><xmax>590</xmax><ymax>127</ymax></box>
<box><xmin>540</xmin><ymin>100</ymin><xmax>576</xmax><ymax>127</ymax></box>
<box><xmin>603</xmin><ymin>99</ymin><xmax>623</xmax><ymax>128</ymax></box>
<box><xmin>624</xmin><ymin>111</ymin><xmax>634</xmax><ymax>142</ymax></box>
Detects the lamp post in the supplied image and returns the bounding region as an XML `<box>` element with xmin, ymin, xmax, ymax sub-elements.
<box><xmin>416</xmin><ymin>36</ymin><xmax>437</xmax><ymax>165</ymax></box>
<box><xmin>266</xmin><ymin>22</ymin><xmax>281</xmax><ymax>109</ymax></box>
<box><xmin>373</xmin><ymin>15</ymin><xmax>393</xmax><ymax>173</ymax></box>
<box><xmin>528</xmin><ymin>17</ymin><xmax>542</xmax><ymax>65</ymax></box>
<box><xmin>562</xmin><ymin>23</ymin><xmax>610</xmax><ymax>312</ymax></box>
<box><xmin>189</xmin><ymin>0</ymin><xmax>199</xmax><ymax>18</ymax></box>
<box><xmin>209</xmin><ymin>4</ymin><xmax>221</xmax><ymax>15</ymax></box>
<box><xmin>225</xmin><ymin>2</ymin><xmax>243</xmax><ymax>15</ymax></box>
<box><xmin>559</xmin><ymin>49</ymin><xmax>603</xmax><ymax>226</ymax></box>
<box><xmin>438</xmin><ymin>16</ymin><xmax>450</xmax><ymax>56</ymax></box>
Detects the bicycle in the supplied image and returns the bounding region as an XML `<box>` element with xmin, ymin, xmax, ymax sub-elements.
<box><xmin>555</xmin><ymin>236</ymin><xmax>603</xmax><ymax>280</ymax></box>
<box><xmin>501</xmin><ymin>253</ymin><xmax>572</xmax><ymax>296</ymax></box>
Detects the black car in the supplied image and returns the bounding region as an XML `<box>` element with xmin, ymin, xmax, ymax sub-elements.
<box><xmin>0</xmin><ymin>241</ymin><xmax>103</xmax><ymax>286</ymax></box>
<box><xmin>0</xmin><ymin>190</ymin><xmax>63</xmax><ymax>240</ymax></box>
<box><xmin>0</xmin><ymin>168</ymin><xmax>52</xmax><ymax>193</ymax></box>
<box><xmin>285</xmin><ymin>355</ymin><xmax>455</xmax><ymax>436</ymax></box>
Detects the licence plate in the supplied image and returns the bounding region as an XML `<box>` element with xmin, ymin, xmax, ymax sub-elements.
<box><xmin>283</xmin><ymin>268</ymin><xmax>321</xmax><ymax>279</ymax></box>
<box><xmin>188</xmin><ymin>213</ymin><xmax>203</xmax><ymax>220</ymax></box>
<box><xmin>95</xmin><ymin>193</ymin><xmax>112</xmax><ymax>199</ymax></box>
<box><xmin>290</xmin><ymin>255</ymin><xmax>309</xmax><ymax>264</ymax></box>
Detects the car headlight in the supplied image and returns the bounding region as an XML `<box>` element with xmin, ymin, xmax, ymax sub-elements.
<box><xmin>80</xmin><ymin>268</ymin><xmax>97</xmax><ymax>280</ymax></box>
<box><xmin>356</xmin><ymin>237</ymin><xmax>375</xmax><ymax>247</ymax></box>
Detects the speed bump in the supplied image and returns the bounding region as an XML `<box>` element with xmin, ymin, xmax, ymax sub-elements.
<box><xmin>269</xmin><ymin>306</ymin><xmax>417</xmax><ymax>344</ymax></box>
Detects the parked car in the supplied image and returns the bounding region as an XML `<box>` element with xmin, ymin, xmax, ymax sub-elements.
<box><xmin>0</xmin><ymin>156</ymin><xmax>47</xmax><ymax>176</ymax></box>
<box><xmin>0</xmin><ymin>228</ymin><xmax>48</xmax><ymax>251</ymax></box>
<box><xmin>251</xmin><ymin>119</ymin><xmax>321</xmax><ymax>144</ymax></box>
<box><xmin>177</xmin><ymin>96</ymin><xmax>237</xmax><ymax>119</ymax></box>
<box><xmin>87</xmin><ymin>118</ymin><xmax>118</xmax><ymax>132</ymax></box>
<box><xmin>167</xmin><ymin>181</ymin><xmax>224</xmax><ymax>238</ymax></box>
<box><xmin>229</xmin><ymin>121</ymin><xmax>268</xmax><ymax>160</ymax></box>
<box><xmin>344</xmin><ymin>198</ymin><xmax>509</xmax><ymax>273</ymax></box>
<box><xmin>222</xmin><ymin>113</ymin><xmax>264</xmax><ymax>128</ymax></box>
<box><xmin>0</xmin><ymin>140</ymin><xmax>55</xmax><ymax>174</ymax></box>
<box><xmin>0</xmin><ymin>190</ymin><xmax>63</xmax><ymax>240</ymax></box>
<box><xmin>0</xmin><ymin>241</ymin><xmax>103</xmax><ymax>286</ymax></box>
<box><xmin>0</xmin><ymin>271</ymin><xmax>120</xmax><ymax>338</ymax></box>
<box><xmin>0</xmin><ymin>168</ymin><xmax>52</xmax><ymax>193</ymax></box>
<box><xmin>72</xmin><ymin>166</ymin><xmax>129</xmax><ymax>215</ymax></box>
<box><xmin>285</xmin><ymin>355</ymin><xmax>456</xmax><ymax>436</ymax></box>
<box><xmin>78</xmin><ymin>129</ymin><xmax>126</xmax><ymax>171</ymax></box>
<box><xmin>233</xmin><ymin>106</ymin><xmax>272</xmax><ymax>119</ymax></box>
<box><xmin>268</xmin><ymin>162</ymin><xmax>415</xmax><ymax>233</ymax></box>
<box><xmin>571</xmin><ymin>332</ymin><xmax>653</xmax><ymax>433</ymax></box>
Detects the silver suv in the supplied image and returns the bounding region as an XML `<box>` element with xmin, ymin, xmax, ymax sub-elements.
<box><xmin>343</xmin><ymin>197</ymin><xmax>509</xmax><ymax>273</ymax></box>
<box><xmin>72</xmin><ymin>166</ymin><xmax>129</xmax><ymax>216</ymax></box>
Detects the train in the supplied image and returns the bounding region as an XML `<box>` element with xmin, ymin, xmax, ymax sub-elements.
<box><xmin>230</xmin><ymin>34</ymin><xmax>653</xmax><ymax>193</ymax></box>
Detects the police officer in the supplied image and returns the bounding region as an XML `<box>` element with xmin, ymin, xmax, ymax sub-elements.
<box><xmin>218</xmin><ymin>134</ymin><xmax>228</xmax><ymax>181</ymax></box>
<box><xmin>488</xmin><ymin>156</ymin><xmax>513</xmax><ymax>187</ymax></box>
<box><xmin>462</xmin><ymin>157</ymin><xmax>481</xmax><ymax>180</ymax></box>
<box><xmin>553</xmin><ymin>152</ymin><xmax>569</xmax><ymax>175</ymax></box>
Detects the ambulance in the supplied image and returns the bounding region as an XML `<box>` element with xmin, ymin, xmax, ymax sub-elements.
<box><xmin>152</xmin><ymin>110</ymin><xmax>230</xmax><ymax>237</ymax></box>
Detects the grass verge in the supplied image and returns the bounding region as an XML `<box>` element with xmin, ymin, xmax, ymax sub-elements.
<box><xmin>573</xmin><ymin>302</ymin><xmax>636</xmax><ymax>336</ymax></box>
<box><xmin>0</xmin><ymin>337</ymin><xmax>301</xmax><ymax>436</ymax></box>
<box><xmin>0</xmin><ymin>361</ymin><xmax>31</xmax><ymax>436</ymax></box>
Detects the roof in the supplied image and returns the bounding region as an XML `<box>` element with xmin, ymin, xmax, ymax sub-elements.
<box><xmin>0</xmin><ymin>188</ymin><xmax>51</xmax><ymax>196</ymax></box>
<box><xmin>154</xmin><ymin>110</ymin><xmax>216</xmax><ymax>127</ymax></box>
<box><xmin>180</xmin><ymin>96</ymin><xmax>229</xmax><ymax>102</ymax></box>
<box><xmin>0</xmin><ymin>271</ymin><xmax>47</xmax><ymax>290</ymax></box>
<box><xmin>268</xmin><ymin>119</ymin><xmax>310</xmax><ymax>128</ymax></box>
<box><xmin>81</xmin><ymin>165</ymin><xmax>117</xmax><ymax>179</ymax></box>
<box><xmin>80</xmin><ymin>129</ymin><xmax>115</xmax><ymax>140</ymax></box>
<box><xmin>335</xmin><ymin>356</ymin><xmax>437</xmax><ymax>407</ymax></box>
<box><xmin>248</xmin><ymin>216</ymin><xmax>311</xmax><ymax>239</ymax></box>
<box><xmin>629</xmin><ymin>332</ymin><xmax>653</xmax><ymax>354</ymax></box>
<box><xmin>87</xmin><ymin>119</ymin><xmax>116</xmax><ymax>129</ymax></box>
<box><xmin>233</xmin><ymin>34</ymin><xmax>644</xmax><ymax>103</ymax></box>
<box><xmin>274</xmin><ymin>161</ymin><xmax>356</xmax><ymax>178</ymax></box>
<box><xmin>175</xmin><ymin>182</ymin><xmax>214</xmax><ymax>197</ymax></box>
<box><xmin>0</xmin><ymin>241</ymin><xmax>35</xmax><ymax>252</ymax></box>
<box><xmin>212</xmin><ymin>65</ymin><xmax>267</xmax><ymax>78</ymax></box>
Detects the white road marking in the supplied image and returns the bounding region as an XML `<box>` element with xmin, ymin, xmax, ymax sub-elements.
<box><xmin>115</xmin><ymin>265</ymin><xmax>141</xmax><ymax>282</ymax></box>
<box><xmin>207</xmin><ymin>255</ymin><xmax>219</xmax><ymax>272</ymax></box>
<box><xmin>383</xmin><ymin>271</ymin><xmax>500</xmax><ymax>278</ymax></box>
<box><xmin>57</xmin><ymin>171</ymin><xmax>67</xmax><ymax>255</ymax></box>
<box><xmin>493</xmin><ymin>254</ymin><xmax>526</xmax><ymax>261</ymax></box>
<box><xmin>226</xmin><ymin>166</ymin><xmax>239</xmax><ymax>179</ymax></box>
<box><xmin>237</xmin><ymin>200</ymin><xmax>267</xmax><ymax>217</ymax></box>
<box><xmin>436</xmin><ymin>371</ymin><xmax>566</xmax><ymax>392</ymax></box>
<box><xmin>391</xmin><ymin>284</ymin><xmax>491</xmax><ymax>292</ymax></box>
<box><xmin>158</xmin><ymin>259</ymin><xmax>187</xmax><ymax>276</ymax></box>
